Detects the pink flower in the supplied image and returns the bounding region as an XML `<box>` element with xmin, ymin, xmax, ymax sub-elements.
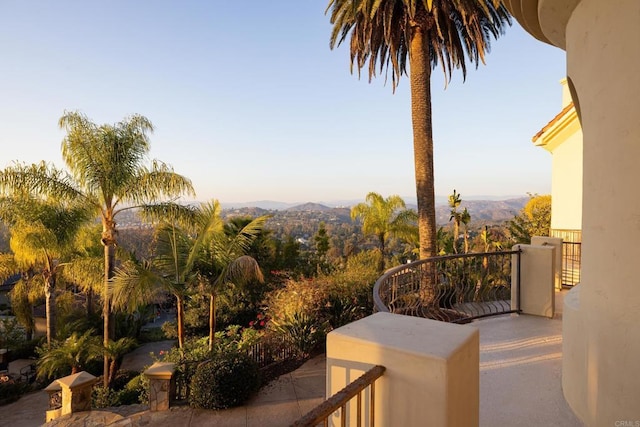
<box><xmin>259</xmin><ymin>320</ymin><xmax>265</xmax><ymax>327</ymax></box>
<box><xmin>249</xmin><ymin>321</ymin><xmax>255</xmax><ymax>327</ymax></box>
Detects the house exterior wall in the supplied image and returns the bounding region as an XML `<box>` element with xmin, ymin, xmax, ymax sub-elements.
<box><xmin>506</xmin><ymin>0</ymin><xmax>640</xmax><ymax>425</ymax></box>
<box><xmin>550</xmin><ymin>126</ymin><xmax>582</xmax><ymax>231</ymax></box>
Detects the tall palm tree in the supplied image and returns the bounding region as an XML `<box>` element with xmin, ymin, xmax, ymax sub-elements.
<box><xmin>350</xmin><ymin>192</ymin><xmax>418</xmax><ymax>272</ymax></box>
<box><xmin>0</xmin><ymin>111</ymin><xmax>194</xmax><ymax>386</ymax></box>
<box><xmin>460</xmin><ymin>207</ymin><xmax>471</xmax><ymax>253</ymax></box>
<box><xmin>328</xmin><ymin>0</ymin><xmax>510</xmax><ymax>260</ymax></box>
<box><xmin>0</xmin><ymin>196</ymin><xmax>91</xmax><ymax>345</ymax></box>
<box><xmin>448</xmin><ymin>189</ymin><xmax>462</xmax><ymax>253</ymax></box>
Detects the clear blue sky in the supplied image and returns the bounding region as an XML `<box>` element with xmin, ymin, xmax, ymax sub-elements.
<box><xmin>0</xmin><ymin>2</ymin><xmax>565</xmax><ymax>205</ymax></box>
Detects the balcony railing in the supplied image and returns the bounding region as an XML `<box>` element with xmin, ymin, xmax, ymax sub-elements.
<box><xmin>374</xmin><ymin>250</ymin><xmax>521</xmax><ymax>323</ymax></box>
<box><xmin>292</xmin><ymin>365</ymin><xmax>385</xmax><ymax>427</ymax></box>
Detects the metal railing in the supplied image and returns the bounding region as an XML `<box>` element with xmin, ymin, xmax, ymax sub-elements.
<box><xmin>374</xmin><ymin>250</ymin><xmax>521</xmax><ymax>323</ymax></box>
<box><xmin>292</xmin><ymin>365</ymin><xmax>385</xmax><ymax>427</ymax></box>
<box><xmin>561</xmin><ymin>241</ymin><xmax>581</xmax><ymax>287</ymax></box>
<box><xmin>550</xmin><ymin>229</ymin><xmax>582</xmax><ymax>287</ymax></box>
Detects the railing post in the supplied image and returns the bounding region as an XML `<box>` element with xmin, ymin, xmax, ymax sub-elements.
<box><xmin>516</xmin><ymin>248</ymin><xmax>522</xmax><ymax>313</ymax></box>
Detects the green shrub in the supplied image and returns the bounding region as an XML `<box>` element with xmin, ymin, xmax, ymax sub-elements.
<box><xmin>125</xmin><ymin>374</ymin><xmax>148</xmax><ymax>405</ymax></box>
<box><xmin>0</xmin><ymin>381</ymin><xmax>30</xmax><ymax>405</ymax></box>
<box><xmin>270</xmin><ymin>311</ymin><xmax>326</xmax><ymax>357</ymax></box>
<box><xmin>92</xmin><ymin>385</ymin><xmax>119</xmax><ymax>408</ymax></box>
<box><xmin>10</xmin><ymin>337</ymin><xmax>43</xmax><ymax>360</ymax></box>
<box><xmin>189</xmin><ymin>352</ymin><xmax>260</xmax><ymax>409</ymax></box>
<box><xmin>160</xmin><ymin>321</ymin><xmax>178</xmax><ymax>340</ymax></box>
<box><xmin>111</xmin><ymin>370</ymin><xmax>139</xmax><ymax>391</ymax></box>
<box><xmin>139</xmin><ymin>327</ymin><xmax>168</xmax><ymax>343</ymax></box>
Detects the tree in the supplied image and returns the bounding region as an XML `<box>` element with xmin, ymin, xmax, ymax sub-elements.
<box><xmin>112</xmin><ymin>201</ymin><xmax>267</xmax><ymax>353</ymax></box>
<box><xmin>0</xmin><ymin>196</ymin><xmax>91</xmax><ymax>345</ymax></box>
<box><xmin>461</xmin><ymin>207</ymin><xmax>471</xmax><ymax>253</ymax></box>
<box><xmin>0</xmin><ymin>111</ymin><xmax>194</xmax><ymax>386</ymax></box>
<box><xmin>448</xmin><ymin>190</ymin><xmax>462</xmax><ymax>253</ymax></box>
<box><xmin>200</xmin><ymin>215</ymin><xmax>267</xmax><ymax>351</ymax></box>
<box><xmin>328</xmin><ymin>0</ymin><xmax>510</xmax><ymax>260</ymax></box>
<box><xmin>508</xmin><ymin>194</ymin><xmax>551</xmax><ymax>244</ymax></box>
<box><xmin>36</xmin><ymin>329</ymin><xmax>102</xmax><ymax>379</ymax></box>
<box><xmin>103</xmin><ymin>336</ymin><xmax>136</xmax><ymax>386</ymax></box>
<box><xmin>350</xmin><ymin>192</ymin><xmax>418</xmax><ymax>272</ymax></box>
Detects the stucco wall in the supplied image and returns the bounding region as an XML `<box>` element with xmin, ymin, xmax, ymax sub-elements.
<box><xmin>508</xmin><ymin>0</ymin><xmax>640</xmax><ymax>425</ymax></box>
<box><xmin>550</xmin><ymin>127</ymin><xmax>582</xmax><ymax>231</ymax></box>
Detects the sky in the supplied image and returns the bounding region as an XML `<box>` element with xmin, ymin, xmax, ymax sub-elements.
<box><xmin>0</xmin><ymin>2</ymin><xmax>566</xmax><ymax>205</ymax></box>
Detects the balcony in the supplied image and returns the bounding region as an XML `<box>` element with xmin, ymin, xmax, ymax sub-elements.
<box><xmin>305</xmin><ymin>244</ymin><xmax>583</xmax><ymax>426</ymax></box>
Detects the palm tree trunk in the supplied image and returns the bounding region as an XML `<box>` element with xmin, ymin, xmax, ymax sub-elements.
<box><xmin>103</xmin><ymin>241</ymin><xmax>116</xmax><ymax>387</ymax></box>
<box><xmin>208</xmin><ymin>293</ymin><xmax>216</xmax><ymax>352</ymax></box>
<box><xmin>44</xmin><ymin>274</ymin><xmax>56</xmax><ymax>346</ymax></box>
<box><xmin>378</xmin><ymin>234</ymin><xmax>386</xmax><ymax>273</ymax></box>
<box><xmin>453</xmin><ymin>220</ymin><xmax>459</xmax><ymax>254</ymax></box>
<box><xmin>108</xmin><ymin>359</ymin><xmax>118</xmax><ymax>387</ymax></box>
<box><xmin>409</xmin><ymin>27</ymin><xmax>437</xmax><ymax>260</ymax></box>
<box><xmin>176</xmin><ymin>294</ymin><xmax>185</xmax><ymax>350</ymax></box>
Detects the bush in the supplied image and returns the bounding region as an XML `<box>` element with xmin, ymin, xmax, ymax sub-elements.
<box><xmin>91</xmin><ymin>373</ymin><xmax>147</xmax><ymax>408</ymax></box>
<box><xmin>270</xmin><ymin>311</ymin><xmax>326</xmax><ymax>357</ymax></box>
<box><xmin>92</xmin><ymin>385</ymin><xmax>119</xmax><ymax>408</ymax></box>
<box><xmin>111</xmin><ymin>370</ymin><xmax>139</xmax><ymax>391</ymax></box>
<box><xmin>0</xmin><ymin>380</ymin><xmax>31</xmax><ymax>406</ymax></box>
<box><xmin>160</xmin><ymin>321</ymin><xmax>178</xmax><ymax>340</ymax></box>
<box><xmin>189</xmin><ymin>352</ymin><xmax>260</xmax><ymax>409</ymax></box>
<box><xmin>139</xmin><ymin>327</ymin><xmax>168</xmax><ymax>343</ymax></box>
<box><xmin>125</xmin><ymin>374</ymin><xmax>148</xmax><ymax>405</ymax></box>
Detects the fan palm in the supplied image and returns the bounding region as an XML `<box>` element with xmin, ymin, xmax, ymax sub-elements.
<box><xmin>0</xmin><ymin>111</ymin><xmax>194</xmax><ymax>385</ymax></box>
<box><xmin>328</xmin><ymin>0</ymin><xmax>510</xmax><ymax>260</ymax></box>
<box><xmin>351</xmin><ymin>192</ymin><xmax>418</xmax><ymax>272</ymax></box>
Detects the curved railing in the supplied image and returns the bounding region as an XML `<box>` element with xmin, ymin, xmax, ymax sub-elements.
<box><xmin>373</xmin><ymin>250</ymin><xmax>521</xmax><ymax>323</ymax></box>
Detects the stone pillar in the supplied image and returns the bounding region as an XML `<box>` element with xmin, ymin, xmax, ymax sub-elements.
<box><xmin>327</xmin><ymin>313</ymin><xmax>479</xmax><ymax>427</ymax></box>
<box><xmin>531</xmin><ymin>236</ymin><xmax>563</xmax><ymax>291</ymax></box>
<box><xmin>44</xmin><ymin>371</ymin><xmax>98</xmax><ymax>422</ymax></box>
<box><xmin>505</xmin><ymin>0</ymin><xmax>640</xmax><ymax>424</ymax></box>
<box><xmin>511</xmin><ymin>244</ymin><xmax>555</xmax><ymax>317</ymax></box>
<box><xmin>144</xmin><ymin>361</ymin><xmax>176</xmax><ymax>411</ymax></box>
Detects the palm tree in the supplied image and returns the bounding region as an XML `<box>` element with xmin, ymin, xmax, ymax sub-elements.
<box><xmin>350</xmin><ymin>192</ymin><xmax>417</xmax><ymax>272</ymax></box>
<box><xmin>328</xmin><ymin>0</ymin><xmax>510</xmax><ymax>260</ymax></box>
<box><xmin>460</xmin><ymin>207</ymin><xmax>471</xmax><ymax>253</ymax></box>
<box><xmin>111</xmin><ymin>201</ymin><xmax>267</xmax><ymax>353</ymax></box>
<box><xmin>201</xmin><ymin>220</ymin><xmax>266</xmax><ymax>352</ymax></box>
<box><xmin>0</xmin><ymin>111</ymin><xmax>194</xmax><ymax>386</ymax></box>
<box><xmin>36</xmin><ymin>329</ymin><xmax>102</xmax><ymax>379</ymax></box>
<box><xmin>103</xmin><ymin>337</ymin><xmax>136</xmax><ymax>386</ymax></box>
<box><xmin>0</xmin><ymin>196</ymin><xmax>91</xmax><ymax>345</ymax></box>
<box><xmin>448</xmin><ymin>190</ymin><xmax>462</xmax><ymax>253</ymax></box>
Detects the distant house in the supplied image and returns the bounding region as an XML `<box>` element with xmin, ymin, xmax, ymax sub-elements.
<box><xmin>532</xmin><ymin>79</ymin><xmax>582</xmax><ymax>286</ymax></box>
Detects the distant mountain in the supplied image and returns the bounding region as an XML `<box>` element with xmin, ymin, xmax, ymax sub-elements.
<box><xmin>220</xmin><ymin>200</ymin><xmax>298</xmax><ymax>210</ymax></box>
<box><xmin>287</xmin><ymin>203</ymin><xmax>333</xmax><ymax>212</ymax></box>
<box><xmin>218</xmin><ymin>197</ymin><xmax>527</xmax><ymax>227</ymax></box>
<box><xmin>220</xmin><ymin>195</ymin><xmax>530</xmax><ymax>211</ymax></box>
<box><xmin>435</xmin><ymin>197</ymin><xmax>527</xmax><ymax>224</ymax></box>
